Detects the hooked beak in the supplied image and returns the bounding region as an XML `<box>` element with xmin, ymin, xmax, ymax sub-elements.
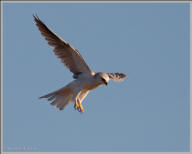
<box><xmin>101</xmin><ymin>78</ymin><xmax>108</xmax><ymax>85</ymax></box>
<box><xmin>104</xmin><ymin>80</ymin><xmax>108</xmax><ymax>86</ymax></box>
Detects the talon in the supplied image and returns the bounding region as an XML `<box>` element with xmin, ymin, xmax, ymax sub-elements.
<box><xmin>74</xmin><ymin>99</ymin><xmax>83</xmax><ymax>112</ymax></box>
<box><xmin>79</xmin><ymin>104</ymin><xmax>84</xmax><ymax>112</ymax></box>
<box><xmin>74</xmin><ymin>102</ymin><xmax>79</xmax><ymax>110</ymax></box>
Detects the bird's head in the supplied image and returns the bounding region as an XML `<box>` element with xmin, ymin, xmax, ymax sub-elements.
<box><xmin>94</xmin><ymin>72</ymin><xmax>109</xmax><ymax>86</ymax></box>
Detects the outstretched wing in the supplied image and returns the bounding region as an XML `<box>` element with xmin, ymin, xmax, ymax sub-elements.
<box><xmin>33</xmin><ymin>15</ymin><xmax>92</xmax><ymax>78</ymax></box>
<box><xmin>107</xmin><ymin>73</ymin><xmax>126</xmax><ymax>82</ymax></box>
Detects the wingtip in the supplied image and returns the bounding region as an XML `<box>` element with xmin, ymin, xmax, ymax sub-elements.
<box><xmin>118</xmin><ymin>73</ymin><xmax>126</xmax><ymax>82</ymax></box>
<box><xmin>39</xmin><ymin>95</ymin><xmax>45</xmax><ymax>99</ymax></box>
<box><xmin>33</xmin><ymin>13</ymin><xmax>36</xmax><ymax>18</ymax></box>
<box><xmin>122</xmin><ymin>73</ymin><xmax>126</xmax><ymax>78</ymax></box>
<box><xmin>118</xmin><ymin>73</ymin><xmax>126</xmax><ymax>79</ymax></box>
<box><xmin>33</xmin><ymin>13</ymin><xmax>39</xmax><ymax>21</ymax></box>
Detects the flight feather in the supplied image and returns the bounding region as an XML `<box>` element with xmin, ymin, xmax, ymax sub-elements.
<box><xmin>107</xmin><ymin>73</ymin><xmax>126</xmax><ymax>82</ymax></box>
<box><xmin>33</xmin><ymin>15</ymin><xmax>92</xmax><ymax>78</ymax></box>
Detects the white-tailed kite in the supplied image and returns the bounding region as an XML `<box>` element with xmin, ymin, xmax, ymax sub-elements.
<box><xmin>34</xmin><ymin>15</ymin><xmax>126</xmax><ymax>112</ymax></box>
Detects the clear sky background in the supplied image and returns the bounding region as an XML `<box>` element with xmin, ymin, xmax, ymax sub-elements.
<box><xmin>3</xmin><ymin>2</ymin><xmax>190</xmax><ymax>152</ymax></box>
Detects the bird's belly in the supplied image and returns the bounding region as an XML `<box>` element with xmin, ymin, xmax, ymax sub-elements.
<box><xmin>84</xmin><ymin>82</ymin><xmax>102</xmax><ymax>90</ymax></box>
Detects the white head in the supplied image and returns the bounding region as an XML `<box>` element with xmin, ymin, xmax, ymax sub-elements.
<box><xmin>94</xmin><ymin>72</ymin><xmax>109</xmax><ymax>85</ymax></box>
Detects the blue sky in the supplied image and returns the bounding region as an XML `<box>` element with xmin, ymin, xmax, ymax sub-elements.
<box><xmin>3</xmin><ymin>2</ymin><xmax>190</xmax><ymax>152</ymax></box>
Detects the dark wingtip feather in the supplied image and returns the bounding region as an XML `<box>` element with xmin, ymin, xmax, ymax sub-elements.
<box><xmin>120</xmin><ymin>73</ymin><xmax>126</xmax><ymax>79</ymax></box>
<box><xmin>108</xmin><ymin>72</ymin><xmax>126</xmax><ymax>82</ymax></box>
<box><xmin>33</xmin><ymin>13</ymin><xmax>38</xmax><ymax>20</ymax></box>
<box><xmin>39</xmin><ymin>95</ymin><xmax>45</xmax><ymax>99</ymax></box>
<box><xmin>33</xmin><ymin>14</ymin><xmax>44</xmax><ymax>25</ymax></box>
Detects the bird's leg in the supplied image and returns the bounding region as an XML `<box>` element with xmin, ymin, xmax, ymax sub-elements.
<box><xmin>74</xmin><ymin>99</ymin><xmax>79</xmax><ymax>110</ymax></box>
<box><xmin>74</xmin><ymin>99</ymin><xmax>84</xmax><ymax>112</ymax></box>
<box><xmin>79</xmin><ymin>104</ymin><xmax>84</xmax><ymax>113</ymax></box>
<box><xmin>77</xmin><ymin>99</ymin><xmax>84</xmax><ymax>112</ymax></box>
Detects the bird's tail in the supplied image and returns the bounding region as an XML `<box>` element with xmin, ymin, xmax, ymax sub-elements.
<box><xmin>40</xmin><ymin>87</ymin><xmax>73</xmax><ymax>110</ymax></box>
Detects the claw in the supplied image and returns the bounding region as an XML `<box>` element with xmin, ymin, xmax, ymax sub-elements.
<box><xmin>74</xmin><ymin>99</ymin><xmax>84</xmax><ymax>113</ymax></box>
<box><xmin>74</xmin><ymin>102</ymin><xmax>79</xmax><ymax>110</ymax></box>
<box><xmin>79</xmin><ymin>104</ymin><xmax>84</xmax><ymax>112</ymax></box>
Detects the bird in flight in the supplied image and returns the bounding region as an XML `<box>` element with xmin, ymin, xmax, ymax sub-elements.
<box><xmin>34</xmin><ymin>15</ymin><xmax>126</xmax><ymax>113</ymax></box>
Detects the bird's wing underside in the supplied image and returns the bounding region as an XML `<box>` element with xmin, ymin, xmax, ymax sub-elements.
<box><xmin>33</xmin><ymin>15</ymin><xmax>92</xmax><ymax>78</ymax></box>
<box><xmin>107</xmin><ymin>73</ymin><xmax>126</xmax><ymax>82</ymax></box>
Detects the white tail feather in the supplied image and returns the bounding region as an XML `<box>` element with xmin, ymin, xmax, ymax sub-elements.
<box><xmin>40</xmin><ymin>87</ymin><xmax>73</xmax><ymax>110</ymax></box>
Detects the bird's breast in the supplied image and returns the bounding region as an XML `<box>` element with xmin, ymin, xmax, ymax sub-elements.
<box><xmin>83</xmin><ymin>82</ymin><xmax>103</xmax><ymax>90</ymax></box>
